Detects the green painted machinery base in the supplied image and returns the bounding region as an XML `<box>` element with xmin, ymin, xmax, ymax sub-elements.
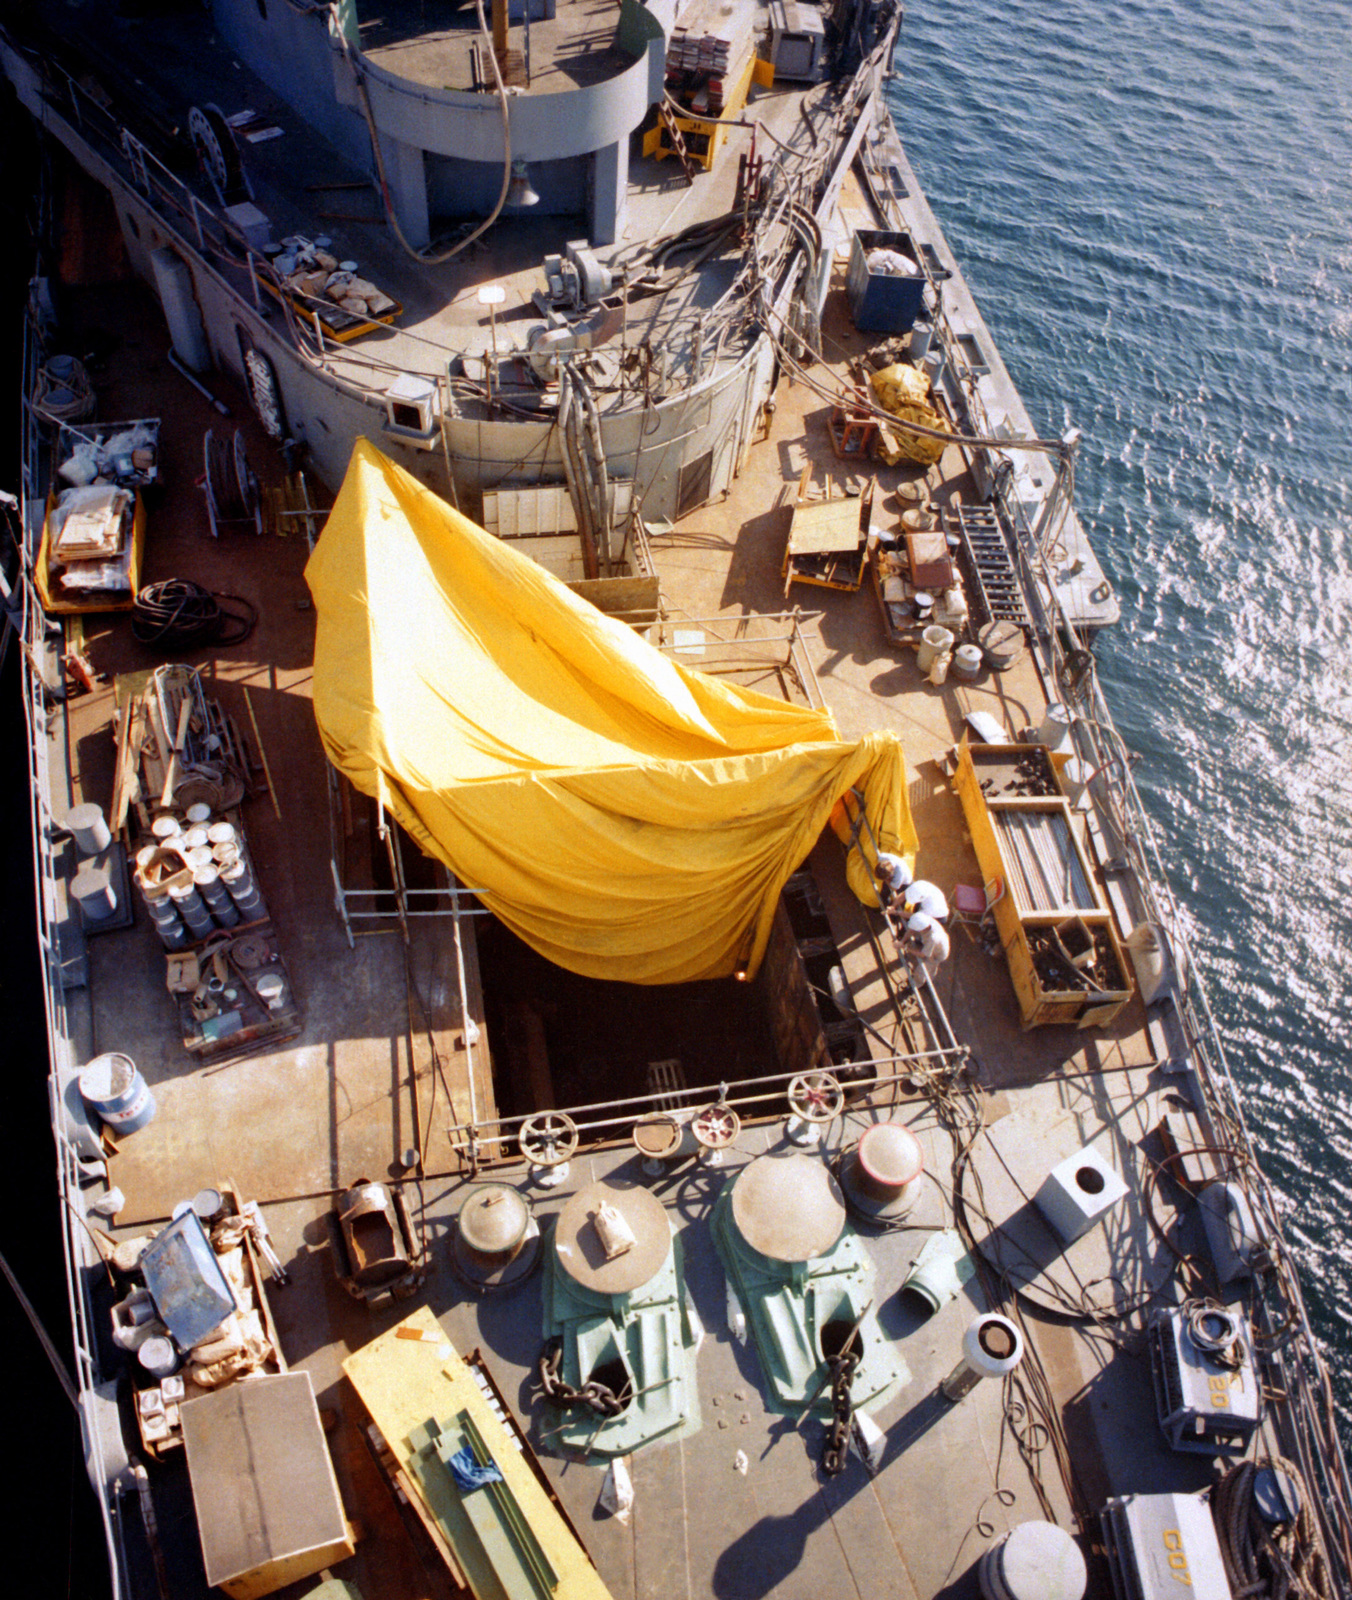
<box><xmin>711</xmin><ymin>1184</ymin><xmax>907</xmax><ymax>1414</ymax></box>
<box><xmin>539</xmin><ymin>1222</ymin><xmax>702</xmax><ymax>1459</ymax></box>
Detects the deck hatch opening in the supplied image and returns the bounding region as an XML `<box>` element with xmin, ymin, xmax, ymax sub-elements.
<box><xmin>587</xmin><ymin>1357</ymin><xmax>635</xmax><ymax>1414</ymax></box>
<box><xmin>819</xmin><ymin>1317</ymin><xmax>856</xmax><ymax>1361</ymax></box>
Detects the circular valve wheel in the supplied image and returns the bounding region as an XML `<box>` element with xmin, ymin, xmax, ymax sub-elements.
<box><xmin>518</xmin><ymin>1111</ymin><xmax>579</xmax><ymax>1168</ymax></box>
<box><xmin>692</xmin><ymin>1103</ymin><xmax>741</xmax><ymax>1151</ymax></box>
<box><xmin>787</xmin><ymin>1070</ymin><xmax>844</xmax><ymax>1124</ymax></box>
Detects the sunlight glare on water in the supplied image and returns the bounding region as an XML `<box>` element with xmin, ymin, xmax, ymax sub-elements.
<box><xmin>893</xmin><ymin>0</ymin><xmax>1352</xmax><ymax>1427</ymax></box>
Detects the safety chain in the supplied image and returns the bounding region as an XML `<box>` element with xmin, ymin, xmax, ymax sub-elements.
<box><xmin>821</xmin><ymin>1348</ymin><xmax>861</xmax><ymax>1477</ymax></box>
<box><xmin>536</xmin><ymin>1340</ymin><xmax>630</xmax><ymax>1418</ymax></box>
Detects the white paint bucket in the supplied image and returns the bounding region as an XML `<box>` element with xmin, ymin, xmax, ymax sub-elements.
<box><xmin>194</xmin><ymin>866</ymin><xmax>240</xmax><ymax>927</ymax></box>
<box><xmin>168</xmin><ymin>880</ymin><xmax>214</xmax><ymax>936</ymax></box>
<box><xmin>255</xmin><ymin>973</ymin><xmax>287</xmax><ymax>1011</ymax></box>
<box><xmin>221</xmin><ymin>857</ymin><xmax>263</xmax><ymax>916</ymax></box>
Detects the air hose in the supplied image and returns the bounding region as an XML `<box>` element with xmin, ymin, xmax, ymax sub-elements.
<box><xmin>132</xmin><ymin>580</ymin><xmax>257</xmax><ymax>650</ymax></box>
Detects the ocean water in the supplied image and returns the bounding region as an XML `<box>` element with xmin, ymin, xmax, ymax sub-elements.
<box><xmin>893</xmin><ymin>0</ymin><xmax>1352</xmax><ymax>1438</ymax></box>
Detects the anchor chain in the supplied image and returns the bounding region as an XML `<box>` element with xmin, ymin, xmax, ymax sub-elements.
<box><xmin>536</xmin><ymin>1340</ymin><xmax>630</xmax><ymax>1418</ymax></box>
<box><xmin>821</xmin><ymin>1347</ymin><xmax>861</xmax><ymax>1477</ymax></box>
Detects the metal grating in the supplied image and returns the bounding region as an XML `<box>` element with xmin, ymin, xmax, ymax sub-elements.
<box><xmin>995</xmin><ymin>810</ymin><xmax>1097</xmax><ymax>914</ymax></box>
<box><xmin>943</xmin><ymin>503</ymin><xmax>1030</xmax><ymax>627</ymax></box>
<box><xmin>646</xmin><ymin>1058</ymin><xmax>688</xmax><ymax>1112</ymax></box>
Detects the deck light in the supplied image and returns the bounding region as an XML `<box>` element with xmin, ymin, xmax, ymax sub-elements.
<box><xmin>507</xmin><ymin>160</ymin><xmax>540</xmax><ymax>207</ymax></box>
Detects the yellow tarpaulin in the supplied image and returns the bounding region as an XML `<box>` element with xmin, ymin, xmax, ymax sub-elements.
<box><xmin>305</xmin><ymin>441</ymin><xmax>915</xmax><ymax>984</ymax></box>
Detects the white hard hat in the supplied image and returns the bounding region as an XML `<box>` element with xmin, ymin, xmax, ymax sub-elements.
<box><xmin>906</xmin><ymin>911</ymin><xmax>934</xmax><ymax>934</ymax></box>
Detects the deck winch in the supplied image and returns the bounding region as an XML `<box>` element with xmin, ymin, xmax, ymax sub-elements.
<box><xmin>712</xmin><ymin>1152</ymin><xmax>906</xmax><ymax>1412</ymax></box>
<box><xmin>538</xmin><ymin>1181</ymin><xmax>702</xmax><ymax>1457</ymax></box>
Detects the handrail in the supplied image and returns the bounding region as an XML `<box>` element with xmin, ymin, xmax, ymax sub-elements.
<box><xmin>17</xmin><ymin>307</ymin><xmax>130</xmax><ymax>1597</ymax></box>
<box><xmin>919</xmin><ymin>266</ymin><xmax>1352</xmax><ymax>1585</ymax></box>
<box><xmin>441</xmin><ymin>1049</ymin><xmax>967</xmax><ymax>1160</ymax></box>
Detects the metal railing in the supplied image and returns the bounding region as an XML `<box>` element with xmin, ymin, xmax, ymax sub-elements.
<box><xmin>644</xmin><ymin>608</ymin><xmax>828</xmax><ymax>711</ymax></box>
<box><xmin>907</xmin><ymin>220</ymin><xmax>1352</xmax><ymax>1589</ymax></box>
<box><xmin>15</xmin><ymin>308</ymin><xmax>132</xmax><ymax>1596</ymax></box>
<box><xmin>442</xmin><ymin>1048</ymin><xmax>967</xmax><ymax>1169</ymax></box>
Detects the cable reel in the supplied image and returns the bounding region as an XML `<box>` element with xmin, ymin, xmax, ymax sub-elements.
<box><xmin>188</xmin><ymin>104</ymin><xmax>249</xmax><ymax>205</ymax></box>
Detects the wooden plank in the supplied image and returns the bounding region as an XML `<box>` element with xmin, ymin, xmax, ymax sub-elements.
<box><xmin>34</xmin><ymin>488</ymin><xmax>147</xmax><ymax>616</ymax></box>
<box><xmin>109</xmin><ymin>699</ymin><xmax>137</xmax><ymax>835</ymax></box>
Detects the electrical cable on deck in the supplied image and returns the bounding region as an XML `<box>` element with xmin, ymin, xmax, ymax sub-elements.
<box><xmin>132</xmin><ymin>580</ymin><xmax>257</xmax><ymax>649</ymax></box>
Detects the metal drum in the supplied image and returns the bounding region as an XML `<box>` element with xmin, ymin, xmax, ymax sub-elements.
<box><xmin>78</xmin><ymin>1052</ymin><xmax>156</xmax><ymax>1135</ymax></box>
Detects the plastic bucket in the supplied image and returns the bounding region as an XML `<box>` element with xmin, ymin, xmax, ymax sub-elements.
<box><xmin>79</xmin><ymin>1052</ymin><xmax>157</xmax><ymax>1134</ymax></box>
<box><xmin>916</xmin><ymin>625</ymin><xmax>953</xmax><ymax>673</ymax></box>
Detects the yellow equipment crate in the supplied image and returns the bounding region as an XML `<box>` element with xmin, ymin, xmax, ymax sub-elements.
<box><xmin>953</xmin><ymin>739</ymin><xmax>1134</xmax><ymax>1030</ymax></box>
<box><xmin>644</xmin><ymin>50</ymin><xmax>761</xmax><ymax>172</ymax></box>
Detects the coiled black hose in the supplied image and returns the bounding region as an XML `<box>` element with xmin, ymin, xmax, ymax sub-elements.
<box><xmin>132</xmin><ymin>580</ymin><xmax>258</xmax><ymax>650</ymax></box>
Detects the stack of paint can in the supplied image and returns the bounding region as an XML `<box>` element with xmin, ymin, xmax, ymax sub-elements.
<box><xmin>133</xmin><ymin>808</ymin><xmax>266</xmax><ymax>945</ymax></box>
<box><xmin>134</xmin><ymin>844</ymin><xmax>191</xmax><ymax>949</ymax></box>
<box><xmin>220</xmin><ymin>851</ymin><xmax>264</xmax><ymax>919</ymax></box>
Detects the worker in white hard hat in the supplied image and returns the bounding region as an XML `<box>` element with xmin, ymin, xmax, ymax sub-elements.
<box><xmin>873</xmin><ymin>851</ymin><xmax>913</xmax><ymax>923</ymax></box>
<box><xmin>903</xmin><ymin>910</ymin><xmax>950</xmax><ymax>985</ymax></box>
<box><xmin>902</xmin><ymin>879</ymin><xmax>949</xmax><ymax>924</ymax></box>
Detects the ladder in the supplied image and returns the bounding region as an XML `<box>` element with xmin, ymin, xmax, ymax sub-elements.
<box><xmin>658</xmin><ymin>101</ymin><xmax>698</xmax><ymax>186</ymax></box>
<box><xmin>942</xmin><ymin>503</ymin><xmax>1030</xmax><ymax>627</ymax></box>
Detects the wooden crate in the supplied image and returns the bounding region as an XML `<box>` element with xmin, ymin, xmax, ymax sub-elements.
<box><xmin>36</xmin><ymin>488</ymin><xmax>146</xmax><ymax>615</ymax></box>
<box><xmin>954</xmin><ymin>739</ymin><xmax>1133</xmax><ymax>1029</ymax></box>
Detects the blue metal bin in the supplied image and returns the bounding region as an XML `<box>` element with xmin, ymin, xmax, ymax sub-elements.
<box><xmin>846</xmin><ymin>229</ymin><xmax>927</xmax><ymax>333</ymax></box>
